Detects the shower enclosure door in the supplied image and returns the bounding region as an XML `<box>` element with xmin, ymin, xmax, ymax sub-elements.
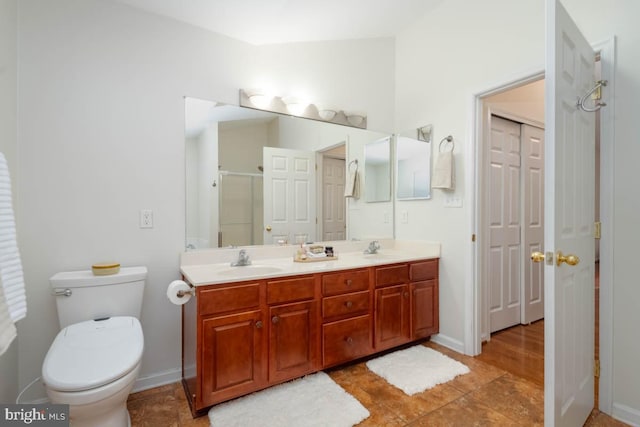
<box><xmin>218</xmin><ymin>172</ymin><xmax>264</xmax><ymax>247</ymax></box>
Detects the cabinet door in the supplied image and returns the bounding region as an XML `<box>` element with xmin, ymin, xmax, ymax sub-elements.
<box><xmin>323</xmin><ymin>314</ymin><xmax>372</xmax><ymax>368</ymax></box>
<box><xmin>411</xmin><ymin>280</ymin><xmax>439</xmax><ymax>339</ymax></box>
<box><xmin>200</xmin><ymin>310</ymin><xmax>266</xmax><ymax>408</ymax></box>
<box><xmin>374</xmin><ymin>284</ymin><xmax>410</xmax><ymax>350</ymax></box>
<box><xmin>269</xmin><ymin>300</ymin><xmax>318</xmax><ymax>382</ymax></box>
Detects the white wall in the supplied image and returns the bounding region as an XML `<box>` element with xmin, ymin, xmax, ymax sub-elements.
<box><xmin>15</xmin><ymin>0</ymin><xmax>395</xmax><ymax>400</ymax></box>
<box><xmin>395</xmin><ymin>0</ymin><xmax>640</xmax><ymax>421</ymax></box>
<box><xmin>0</xmin><ymin>0</ymin><xmax>18</xmax><ymax>404</ymax></box>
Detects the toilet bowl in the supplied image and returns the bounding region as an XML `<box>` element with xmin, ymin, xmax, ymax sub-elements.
<box><xmin>43</xmin><ymin>267</ymin><xmax>147</xmax><ymax>427</ymax></box>
<box><xmin>43</xmin><ymin>316</ymin><xmax>144</xmax><ymax>427</ymax></box>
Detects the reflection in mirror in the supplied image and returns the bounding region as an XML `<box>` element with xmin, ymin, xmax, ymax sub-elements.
<box><xmin>364</xmin><ymin>137</ymin><xmax>391</xmax><ymax>202</ymax></box>
<box><xmin>396</xmin><ymin>136</ymin><xmax>432</xmax><ymax>200</ymax></box>
<box><xmin>185</xmin><ymin>97</ymin><xmax>394</xmax><ymax>250</ymax></box>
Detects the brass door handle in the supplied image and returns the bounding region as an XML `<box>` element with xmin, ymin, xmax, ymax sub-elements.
<box><xmin>265</xmin><ymin>225</ymin><xmax>272</xmax><ymax>232</ymax></box>
<box><xmin>531</xmin><ymin>252</ymin><xmax>545</xmax><ymax>263</ymax></box>
<box><xmin>556</xmin><ymin>251</ymin><xmax>580</xmax><ymax>266</ymax></box>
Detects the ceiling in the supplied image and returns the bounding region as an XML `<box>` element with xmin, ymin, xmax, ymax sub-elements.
<box><xmin>112</xmin><ymin>0</ymin><xmax>443</xmax><ymax>45</ymax></box>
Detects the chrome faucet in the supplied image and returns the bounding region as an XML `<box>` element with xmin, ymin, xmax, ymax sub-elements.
<box><xmin>363</xmin><ymin>240</ymin><xmax>381</xmax><ymax>254</ymax></box>
<box><xmin>231</xmin><ymin>249</ymin><xmax>251</xmax><ymax>266</ymax></box>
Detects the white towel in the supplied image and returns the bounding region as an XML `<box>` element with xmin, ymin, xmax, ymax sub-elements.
<box><xmin>0</xmin><ymin>284</ymin><xmax>17</xmax><ymax>356</ymax></box>
<box><xmin>432</xmin><ymin>151</ymin><xmax>455</xmax><ymax>190</ymax></box>
<box><xmin>0</xmin><ymin>153</ymin><xmax>26</xmax><ymax>323</ymax></box>
<box><xmin>344</xmin><ymin>170</ymin><xmax>360</xmax><ymax>199</ymax></box>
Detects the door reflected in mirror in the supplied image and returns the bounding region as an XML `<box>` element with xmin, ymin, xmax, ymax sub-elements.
<box><xmin>364</xmin><ymin>137</ymin><xmax>391</xmax><ymax>203</ymax></box>
<box><xmin>396</xmin><ymin>136</ymin><xmax>432</xmax><ymax>200</ymax></box>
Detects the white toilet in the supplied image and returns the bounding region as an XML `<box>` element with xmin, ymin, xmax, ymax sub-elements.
<box><xmin>42</xmin><ymin>266</ymin><xmax>147</xmax><ymax>427</ymax></box>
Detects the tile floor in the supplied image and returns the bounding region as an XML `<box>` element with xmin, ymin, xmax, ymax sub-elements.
<box><xmin>127</xmin><ymin>340</ymin><xmax>628</xmax><ymax>426</ymax></box>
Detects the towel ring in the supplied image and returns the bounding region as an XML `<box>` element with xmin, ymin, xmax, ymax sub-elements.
<box><xmin>348</xmin><ymin>159</ymin><xmax>358</xmax><ymax>172</ymax></box>
<box><xmin>439</xmin><ymin>136</ymin><xmax>454</xmax><ymax>152</ymax></box>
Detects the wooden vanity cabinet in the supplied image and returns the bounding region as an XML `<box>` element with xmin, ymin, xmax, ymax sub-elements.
<box><xmin>183</xmin><ymin>257</ymin><xmax>439</xmax><ymax>415</ymax></box>
<box><xmin>320</xmin><ymin>268</ymin><xmax>373</xmax><ymax>368</ymax></box>
<box><xmin>374</xmin><ymin>264</ymin><xmax>410</xmax><ymax>350</ymax></box>
<box><xmin>266</xmin><ymin>276</ymin><xmax>319</xmax><ymax>383</ymax></box>
<box><xmin>373</xmin><ymin>260</ymin><xmax>440</xmax><ymax>350</ymax></box>
<box><xmin>195</xmin><ymin>282</ymin><xmax>267</xmax><ymax>409</ymax></box>
<box><xmin>410</xmin><ymin>260</ymin><xmax>439</xmax><ymax>338</ymax></box>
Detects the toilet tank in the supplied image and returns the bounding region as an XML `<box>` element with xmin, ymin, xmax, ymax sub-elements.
<box><xmin>50</xmin><ymin>266</ymin><xmax>147</xmax><ymax>329</ymax></box>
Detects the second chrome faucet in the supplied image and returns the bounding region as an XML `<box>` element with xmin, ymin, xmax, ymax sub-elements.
<box><xmin>231</xmin><ymin>249</ymin><xmax>251</xmax><ymax>266</ymax></box>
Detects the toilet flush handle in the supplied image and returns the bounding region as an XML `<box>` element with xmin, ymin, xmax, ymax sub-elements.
<box><xmin>52</xmin><ymin>288</ymin><xmax>72</xmax><ymax>297</ymax></box>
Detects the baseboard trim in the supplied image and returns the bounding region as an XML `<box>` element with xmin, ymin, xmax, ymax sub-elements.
<box><xmin>612</xmin><ymin>402</ymin><xmax>640</xmax><ymax>427</ymax></box>
<box><xmin>431</xmin><ymin>333</ymin><xmax>465</xmax><ymax>354</ymax></box>
<box><xmin>132</xmin><ymin>367</ymin><xmax>182</xmax><ymax>393</ymax></box>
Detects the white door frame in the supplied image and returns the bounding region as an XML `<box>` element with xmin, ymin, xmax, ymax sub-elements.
<box><xmin>467</xmin><ymin>37</ymin><xmax>615</xmax><ymax>414</ymax></box>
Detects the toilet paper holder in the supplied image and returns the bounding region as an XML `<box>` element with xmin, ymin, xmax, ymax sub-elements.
<box><xmin>176</xmin><ymin>287</ymin><xmax>195</xmax><ymax>298</ymax></box>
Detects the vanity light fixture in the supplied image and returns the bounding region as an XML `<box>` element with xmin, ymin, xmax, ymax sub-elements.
<box><xmin>239</xmin><ymin>89</ymin><xmax>367</xmax><ymax>129</ymax></box>
<box><xmin>283</xmin><ymin>97</ymin><xmax>309</xmax><ymax>116</ymax></box>
<box><xmin>417</xmin><ymin>125</ymin><xmax>433</xmax><ymax>143</ymax></box>
<box><xmin>346</xmin><ymin>114</ymin><xmax>365</xmax><ymax>127</ymax></box>
<box><xmin>248</xmin><ymin>93</ymin><xmax>273</xmax><ymax>109</ymax></box>
<box><xmin>318</xmin><ymin>109</ymin><xmax>337</xmax><ymax>120</ymax></box>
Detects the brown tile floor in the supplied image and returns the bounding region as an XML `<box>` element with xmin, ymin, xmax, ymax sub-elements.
<box><xmin>127</xmin><ymin>340</ymin><xmax>627</xmax><ymax>427</ymax></box>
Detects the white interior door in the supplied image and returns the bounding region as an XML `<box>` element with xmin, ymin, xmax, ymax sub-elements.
<box><xmin>545</xmin><ymin>0</ymin><xmax>596</xmax><ymax>425</ymax></box>
<box><xmin>263</xmin><ymin>147</ymin><xmax>316</xmax><ymax>245</ymax></box>
<box><xmin>488</xmin><ymin>116</ymin><xmax>522</xmax><ymax>333</ymax></box>
<box><xmin>522</xmin><ymin>124</ymin><xmax>545</xmax><ymax>324</ymax></box>
<box><xmin>322</xmin><ymin>157</ymin><xmax>346</xmax><ymax>240</ymax></box>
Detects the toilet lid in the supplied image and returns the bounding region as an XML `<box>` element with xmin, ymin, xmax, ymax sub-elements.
<box><xmin>42</xmin><ymin>316</ymin><xmax>144</xmax><ymax>392</ymax></box>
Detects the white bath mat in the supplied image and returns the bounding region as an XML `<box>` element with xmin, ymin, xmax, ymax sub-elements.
<box><xmin>366</xmin><ymin>345</ymin><xmax>470</xmax><ymax>395</ymax></box>
<box><xmin>208</xmin><ymin>371</ymin><xmax>369</xmax><ymax>427</ymax></box>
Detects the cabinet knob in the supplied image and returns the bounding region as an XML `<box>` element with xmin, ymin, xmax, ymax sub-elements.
<box><xmin>345</xmin><ymin>279</ymin><xmax>353</xmax><ymax>286</ymax></box>
<box><xmin>345</xmin><ymin>301</ymin><xmax>353</xmax><ymax>309</ymax></box>
<box><xmin>255</xmin><ymin>320</ymin><xmax>263</xmax><ymax>329</ymax></box>
<box><xmin>403</xmin><ymin>291</ymin><xmax>409</xmax><ymax>298</ymax></box>
<box><xmin>346</xmin><ymin>337</ymin><xmax>354</xmax><ymax>344</ymax></box>
<box><xmin>271</xmin><ymin>316</ymin><xmax>280</xmax><ymax>324</ymax></box>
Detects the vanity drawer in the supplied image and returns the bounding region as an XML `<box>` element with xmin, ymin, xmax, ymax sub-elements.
<box><xmin>198</xmin><ymin>282</ymin><xmax>261</xmax><ymax>317</ymax></box>
<box><xmin>375</xmin><ymin>264</ymin><xmax>409</xmax><ymax>287</ymax></box>
<box><xmin>267</xmin><ymin>276</ymin><xmax>316</xmax><ymax>305</ymax></box>
<box><xmin>322</xmin><ymin>269</ymin><xmax>369</xmax><ymax>296</ymax></box>
<box><xmin>322</xmin><ymin>315</ymin><xmax>372</xmax><ymax>367</ymax></box>
<box><xmin>322</xmin><ymin>291</ymin><xmax>370</xmax><ymax>320</ymax></box>
<box><xmin>410</xmin><ymin>259</ymin><xmax>439</xmax><ymax>282</ymax></box>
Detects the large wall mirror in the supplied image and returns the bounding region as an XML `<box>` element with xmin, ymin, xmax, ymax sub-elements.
<box><xmin>364</xmin><ymin>137</ymin><xmax>391</xmax><ymax>203</ymax></box>
<box><xmin>185</xmin><ymin>97</ymin><xmax>394</xmax><ymax>250</ymax></box>
<box><xmin>396</xmin><ymin>136</ymin><xmax>432</xmax><ymax>200</ymax></box>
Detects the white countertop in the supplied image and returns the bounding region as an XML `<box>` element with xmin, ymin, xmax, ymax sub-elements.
<box><xmin>180</xmin><ymin>240</ymin><xmax>440</xmax><ymax>286</ymax></box>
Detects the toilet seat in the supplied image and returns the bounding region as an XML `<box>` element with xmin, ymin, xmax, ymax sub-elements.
<box><xmin>43</xmin><ymin>316</ymin><xmax>143</xmax><ymax>392</ymax></box>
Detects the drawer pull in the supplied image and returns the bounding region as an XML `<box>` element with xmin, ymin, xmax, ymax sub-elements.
<box><xmin>345</xmin><ymin>279</ymin><xmax>353</xmax><ymax>286</ymax></box>
<box><xmin>346</xmin><ymin>336</ymin><xmax>354</xmax><ymax>344</ymax></box>
<box><xmin>255</xmin><ymin>320</ymin><xmax>263</xmax><ymax>329</ymax></box>
<box><xmin>344</xmin><ymin>301</ymin><xmax>353</xmax><ymax>309</ymax></box>
<box><xmin>271</xmin><ymin>316</ymin><xmax>280</xmax><ymax>324</ymax></box>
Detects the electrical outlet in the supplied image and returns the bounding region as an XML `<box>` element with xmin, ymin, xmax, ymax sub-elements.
<box><xmin>400</xmin><ymin>211</ymin><xmax>408</xmax><ymax>224</ymax></box>
<box><xmin>140</xmin><ymin>209</ymin><xmax>153</xmax><ymax>228</ymax></box>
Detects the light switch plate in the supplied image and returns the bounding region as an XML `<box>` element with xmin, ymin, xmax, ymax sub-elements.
<box><xmin>444</xmin><ymin>197</ymin><xmax>463</xmax><ymax>208</ymax></box>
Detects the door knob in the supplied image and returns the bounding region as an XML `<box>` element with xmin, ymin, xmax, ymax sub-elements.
<box><xmin>531</xmin><ymin>252</ymin><xmax>545</xmax><ymax>263</ymax></box>
<box><xmin>556</xmin><ymin>251</ymin><xmax>580</xmax><ymax>266</ymax></box>
<box><xmin>265</xmin><ymin>225</ymin><xmax>272</xmax><ymax>232</ymax></box>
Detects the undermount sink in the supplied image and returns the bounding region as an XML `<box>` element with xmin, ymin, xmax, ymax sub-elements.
<box><xmin>217</xmin><ymin>265</ymin><xmax>284</xmax><ymax>277</ymax></box>
<box><xmin>362</xmin><ymin>252</ymin><xmax>399</xmax><ymax>259</ymax></box>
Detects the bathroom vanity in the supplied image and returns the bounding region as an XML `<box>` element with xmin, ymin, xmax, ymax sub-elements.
<box><xmin>179</xmin><ymin>241</ymin><xmax>439</xmax><ymax>415</ymax></box>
